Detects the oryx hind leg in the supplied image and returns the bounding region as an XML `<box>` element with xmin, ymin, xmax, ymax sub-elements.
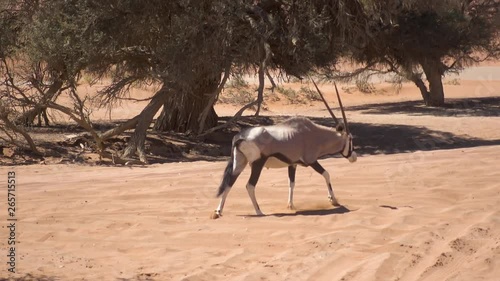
<box><xmin>287</xmin><ymin>165</ymin><xmax>297</xmax><ymax>210</ymax></box>
<box><xmin>213</xmin><ymin>148</ymin><xmax>247</xmax><ymax>219</ymax></box>
<box><xmin>310</xmin><ymin>161</ymin><xmax>340</xmax><ymax>206</ymax></box>
<box><xmin>246</xmin><ymin>157</ymin><xmax>267</xmax><ymax>216</ymax></box>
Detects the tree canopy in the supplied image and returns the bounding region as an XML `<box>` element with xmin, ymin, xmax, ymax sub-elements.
<box><xmin>342</xmin><ymin>0</ymin><xmax>499</xmax><ymax>106</ymax></box>
<box><xmin>1</xmin><ymin>0</ymin><xmax>498</xmax><ymax>162</ymax></box>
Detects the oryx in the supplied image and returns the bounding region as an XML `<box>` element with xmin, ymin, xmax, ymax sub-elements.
<box><xmin>211</xmin><ymin>80</ymin><xmax>357</xmax><ymax>219</ymax></box>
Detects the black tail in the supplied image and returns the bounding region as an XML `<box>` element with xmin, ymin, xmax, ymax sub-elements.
<box><xmin>217</xmin><ymin>137</ymin><xmax>245</xmax><ymax>197</ymax></box>
<box><xmin>217</xmin><ymin>157</ymin><xmax>234</xmax><ymax>197</ymax></box>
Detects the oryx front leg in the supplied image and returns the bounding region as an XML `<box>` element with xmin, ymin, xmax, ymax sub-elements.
<box><xmin>311</xmin><ymin>161</ymin><xmax>340</xmax><ymax>206</ymax></box>
<box><xmin>287</xmin><ymin>165</ymin><xmax>297</xmax><ymax>210</ymax></box>
<box><xmin>246</xmin><ymin>157</ymin><xmax>267</xmax><ymax>216</ymax></box>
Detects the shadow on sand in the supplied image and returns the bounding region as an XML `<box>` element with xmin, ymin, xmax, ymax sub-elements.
<box><xmin>130</xmin><ymin>100</ymin><xmax>500</xmax><ymax>163</ymax></box>
<box><xmin>347</xmin><ymin>96</ymin><xmax>500</xmax><ymax>117</ymax></box>
<box><xmin>34</xmin><ymin>97</ymin><xmax>498</xmax><ymax>165</ymax></box>
<box><xmin>239</xmin><ymin>205</ymin><xmax>351</xmax><ymax>218</ymax></box>
<box><xmin>271</xmin><ymin>205</ymin><xmax>351</xmax><ymax>217</ymax></box>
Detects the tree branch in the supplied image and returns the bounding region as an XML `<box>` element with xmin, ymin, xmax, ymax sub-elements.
<box><xmin>199</xmin><ymin>99</ymin><xmax>259</xmax><ymax>137</ymax></box>
<box><xmin>0</xmin><ymin>105</ymin><xmax>41</xmax><ymax>155</ymax></box>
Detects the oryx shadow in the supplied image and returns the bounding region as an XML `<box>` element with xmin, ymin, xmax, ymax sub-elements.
<box><xmin>240</xmin><ymin>205</ymin><xmax>351</xmax><ymax>218</ymax></box>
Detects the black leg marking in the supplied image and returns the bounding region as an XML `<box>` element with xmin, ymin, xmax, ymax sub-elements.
<box><xmin>229</xmin><ymin>174</ymin><xmax>239</xmax><ymax>187</ymax></box>
<box><xmin>288</xmin><ymin>165</ymin><xmax>296</xmax><ymax>183</ymax></box>
<box><xmin>248</xmin><ymin>157</ymin><xmax>267</xmax><ymax>186</ymax></box>
<box><xmin>310</xmin><ymin>161</ymin><xmax>326</xmax><ymax>174</ymax></box>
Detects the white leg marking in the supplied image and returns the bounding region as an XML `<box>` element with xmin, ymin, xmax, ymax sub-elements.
<box><xmin>322</xmin><ymin>171</ymin><xmax>339</xmax><ymax>206</ymax></box>
<box><xmin>215</xmin><ymin>187</ymin><xmax>231</xmax><ymax>215</ymax></box>
<box><xmin>246</xmin><ymin>184</ymin><xmax>264</xmax><ymax>216</ymax></box>
<box><xmin>287</xmin><ymin>181</ymin><xmax>295</xmax><ymax>210</ymax></box>
<box><xmin>232</xmin><ymin>147</ymin><xmax>239</xmax><ymax>172</ymax></box>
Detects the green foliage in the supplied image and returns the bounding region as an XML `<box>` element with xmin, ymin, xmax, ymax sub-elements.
<box><xmin>355</xmin><ymin>79</ymin><xmax>376</xmax><ymax>94</ymax></box>
<box><xmin>219</xmin><ymin>90</ymin><xmax>255</xmax><ymax>106</ymax></box>
<box><xmin>276</xmin><ymin>86</ymin><xmax>306</xmax><ymax>104</ymax></box>
<box><xmin>299</xmin><ymin>86</ymin><xmax>322</xmax><ymax>101</ymax></box>
<box><xmin>445</xmin><ymin>78</ymin><xmax>461</xmax><ymax>85</ymax></box>
<box><xmin>350</xmin><ymin>0</ymin><xmax>499</xmax><ymax>70</ymax></box>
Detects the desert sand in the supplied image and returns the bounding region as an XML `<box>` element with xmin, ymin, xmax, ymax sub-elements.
<box><xmin>1</xmin><ymin>68</ymin><xmax>500</xmax><ymax>280</ymax></box>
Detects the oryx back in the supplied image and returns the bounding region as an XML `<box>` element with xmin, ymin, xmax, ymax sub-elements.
<box><xmin>235</xmin><ymin>117</ymin><xmax>344</xmax><ymax>168</ymax></box>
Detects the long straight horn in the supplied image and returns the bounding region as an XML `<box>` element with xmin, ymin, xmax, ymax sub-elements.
<box><xmin>334</xmin><ymin>82</ymin><xmax>349</xmax><ymax>134</ymax></box>
<box><xmin>309</xmin><ymin>77</ymin><xmax>339</xmax><ymax>124</ymax></box>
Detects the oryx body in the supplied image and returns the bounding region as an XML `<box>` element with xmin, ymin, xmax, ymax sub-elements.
<box><xmin>211</xmin><ymin>80</ymin><xmax>357</xmax><ymax>219</ymax></box>
<box><xmin>212</xmin><ymin>117</ymin><xmax>357</xmax><ymax>219</ymax></box>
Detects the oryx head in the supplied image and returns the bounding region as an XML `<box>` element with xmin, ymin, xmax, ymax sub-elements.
<box><xmin>311</xmin><ymin>78</ymin><xmax>357</xmax><ymax>163</ymax></box>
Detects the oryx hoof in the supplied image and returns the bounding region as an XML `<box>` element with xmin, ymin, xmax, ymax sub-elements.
<box><xmin>211</xmin><ymin>211</ymin><xmax>222</xmax><ymax>220</ymax></box>
<box><xmin>287</xmin><ymin>203</ymin><xmax>296</xmax><ymax>210</ymax></box>
<box><xmin>255</xmin><ymin>210</ymin><xmax>265</xmax><ymax>216</ymax></box>
<box><xmin>330</xmin><ymin>198</ymin><xmax>341</xmax><ymax>207</ymax></box>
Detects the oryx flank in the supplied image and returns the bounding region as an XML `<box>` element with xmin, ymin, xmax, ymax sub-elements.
<box><xmin>211</xmin><ymin>81</ymin><xmax>357</xmax><ymax>219</ymax></box>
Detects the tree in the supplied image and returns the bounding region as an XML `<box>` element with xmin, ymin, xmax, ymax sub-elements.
<box><xmin>1</xmin><ymin>0</ymin><xmax>369</xmax><ymax>162</ymax></box>
<box><xmin>78</xmin><ymin>0</ymin><xmax>368</xmax><ymax>160</ymax></box>
<box><xmin>344</xmin><ymin>0</ymin><xmax>499</xmax><ymax>106</ymax></box>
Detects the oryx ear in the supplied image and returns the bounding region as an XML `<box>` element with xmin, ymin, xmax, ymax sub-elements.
<box><xmin>336</xmin><ymin>123</ymin><xmax>344</xmax><ymax>132</ymax></box>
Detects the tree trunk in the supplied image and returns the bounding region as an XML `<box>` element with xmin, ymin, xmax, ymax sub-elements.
<box><xmin>421</xmin><ymin>60</ymin><xmax>445</xmax><ymax>107</ymax></box>
<box><xmin>154</xmin><ymin>76</ymin><xmax>219</xmax><ymax>133</ymax></box>
<box><xmin>122</xmin><ymin>84</ymin><xmax>171</xmax><ymax>162</ymax></box>
<box><xmin>410</xmin><ymin>75</ymin><xmax>430</xmax><ymax>104</ymax></box>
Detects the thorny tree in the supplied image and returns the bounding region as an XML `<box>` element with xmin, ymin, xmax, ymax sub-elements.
<box><xmin>339</xmin><ymin>0</ymin><xmax>500</xmax><ymax>106</ymax></box>
<box><xmin>71</xmin><ymin>0</ymin><xmax>368</xmax><ymax>162</ymax></box>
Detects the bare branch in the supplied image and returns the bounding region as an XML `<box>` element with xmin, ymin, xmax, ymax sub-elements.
<box><xmin>0</xmin><ymin>104</ymin><xmax>41</xmax><ymax>155</ymax></box>
<box><xmin>199</xmin><ymin>99</ymin><xmax>259</xmax><ymax>137</ymax></box>
<box><xmin>100</xmin><ymin>115</ymin><xmax>140</xmax><ymax>141</ymax></box>
<box><xmin>46</xmin><ymin>101</ymin><xmax>103</xmax><ymax>150</ymax></box>
<box><xmin>254</xmin><ymin>41</ymin><xmax>271</xmax><ymax>116</ymax></box>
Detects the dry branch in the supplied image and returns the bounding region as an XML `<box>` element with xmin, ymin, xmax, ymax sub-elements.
<box><xmin>199</xmin><ymin>99</ymin><xmax>259</xmax><ymax>137</ymax></box>
<box><xmin>0</xmin><ymin>104</ymin><xmax>41</xmax><ymax>155</ymax></box>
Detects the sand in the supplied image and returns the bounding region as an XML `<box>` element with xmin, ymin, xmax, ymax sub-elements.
<box><xmin>1</xmin><ymin>66</ymin><xmax>500</xmax><ymax>280</ymax></box>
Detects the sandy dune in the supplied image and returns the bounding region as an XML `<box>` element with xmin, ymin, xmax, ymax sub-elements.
<box><xmin>1</xmin><ymin>68</ymin><xmax>500</xmax><ymax>280</ymax></box>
